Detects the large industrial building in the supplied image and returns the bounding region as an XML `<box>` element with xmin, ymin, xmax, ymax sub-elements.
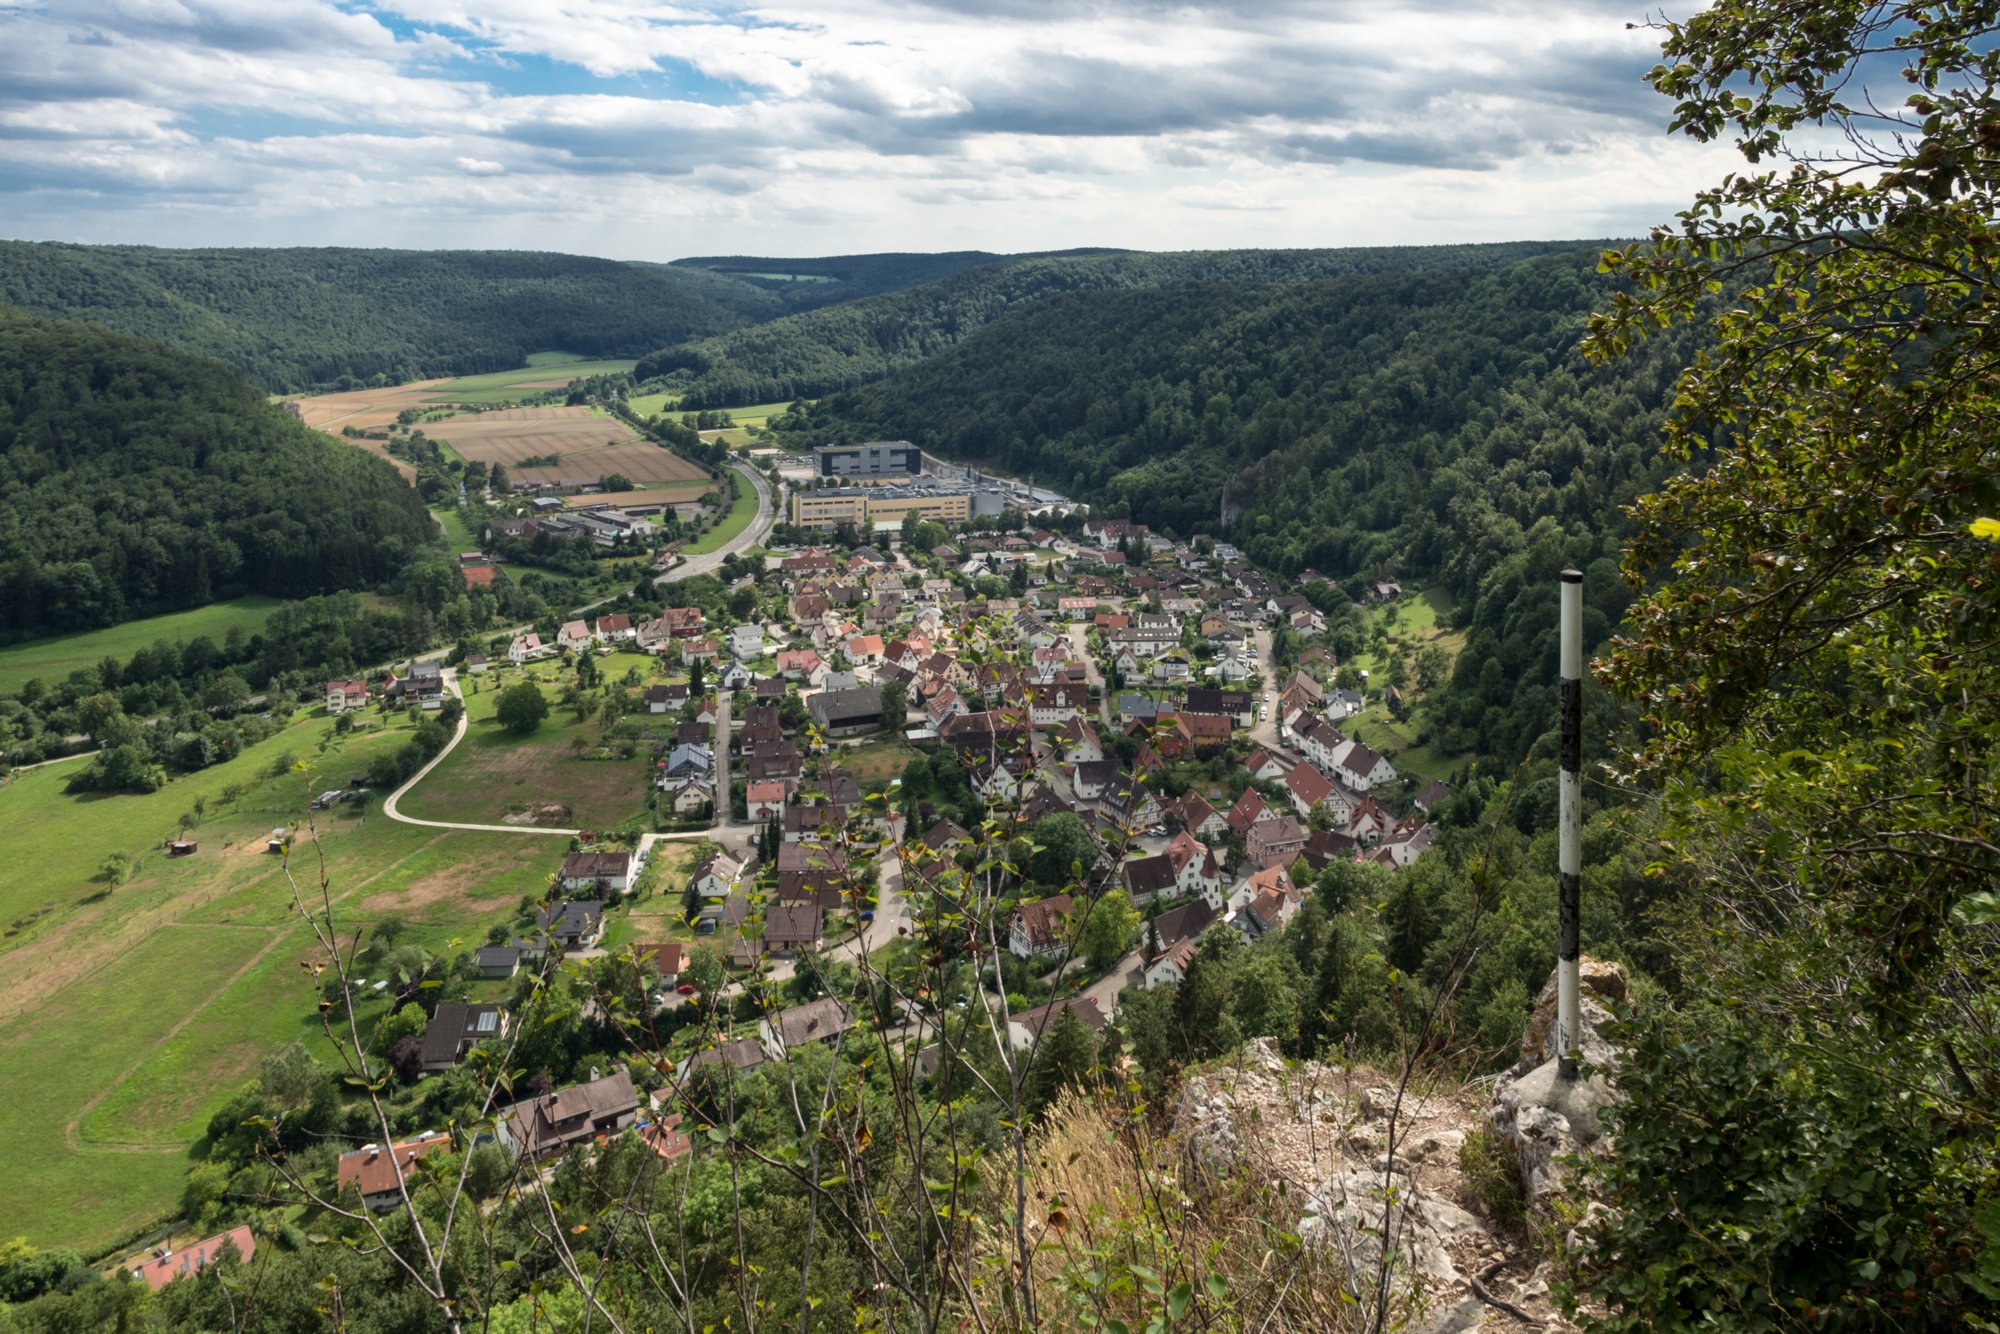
<box><xmin>790</xmin><ymin>482</ymin><xmax>973</xmax><ymax>529</ymax></box>
<box><xmin>815</xmin><ymin>442</ymin><xmax>923</xmax><ymax>480</ymax></box>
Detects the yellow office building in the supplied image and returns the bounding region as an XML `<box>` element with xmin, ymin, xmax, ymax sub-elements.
<box><xmin>791</xmin><ymin>487</ymin><xmax>971</xmax><ymax>529</ymax></box>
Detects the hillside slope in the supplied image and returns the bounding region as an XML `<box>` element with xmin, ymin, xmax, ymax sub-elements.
<box><xmin>671</xmin><ymin>247</ymin><xmax>1127</xmax><ymax>313</ymax></box>
<box><xmin>0</xmin><ymin>305</ymin><xmax>437</xmax><ymax>638</ymax></box>
<box><xmin>780</xmin><ymin>248</ymin><xmax>1708</xmax><ymax>761</ymax></box>
<box><xmin>638</xmin><ymin>241</ymin><xmax>1602</xmax><ymax>407</ymax></box>
<box><xmin>0</xmin><ymin>244</ymin><xmax>788</xmax><ymax>393</ymax></box>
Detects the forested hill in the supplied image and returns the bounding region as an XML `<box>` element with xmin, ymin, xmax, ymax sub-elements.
<box><xmin>670</xmin><ymin>247</ymin><xmax>1128</xmax><ymax>312</ymax></box>
<box><xmin>776</xmin><ymin>248</ymin><xmax>1710</xmax><ymax>761</ymax></box>
<box><xmin>0</xmin><ymin>305</ymin><xmax>438</xmax><ymax>639</ymax></box>
<box><xmin>637</xmin><ymin>241</ymin><xmax>1601</xmax><ymax>408</ymax></box>
<box><xmin>0</xmin><ymin>244</ymin><xmax>790</xmax><ymax>393</ymax></box>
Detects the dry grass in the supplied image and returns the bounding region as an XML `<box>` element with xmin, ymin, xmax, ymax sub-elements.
<box><xmin>989</xmin><ymin>1083</ymin><xmax>1378</xmax><ymax>1334</ymax></box>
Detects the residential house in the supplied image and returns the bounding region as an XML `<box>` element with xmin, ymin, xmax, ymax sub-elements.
<box><xmin>1148</xmin><ymin>898</ymin><xmax>1218</xmax><ymax>954</ymax></box>
<box><xmin>560</xmin><ymin>851</ymin><xmax>632</xmax><ymax>894</ymax></box>
<box><xmin>634</xmin><ymin>941</ymin><xmax>685</xmax><ymax>984</ymax></box>
<box><xmin>665</xmin><ymin>778</ymin><xmax>714</xmax><ymax>816</ymax></box>
<box><xmin>1328</xmin><ymin>739</ymin><xmax>1398</xmax><ymax>793</ymax></box>
<box><xmin>843</xmin><ymin>634</ymin><xmax>886</xmax><ymax>667</ymax></box>
<box><xmin>689</xmin><ymin>852</ymin><xmax>745</xmax><ymax>900</ymax></box>
<box><xmin>1225</xmin><ymin>788</ymin><xmax>1274</xmax><ymax>837</ymax></box>
<box><xmin>132</xmin><ymin>1226</ymin><xmax>258</xmax><ymax>1290</ymax></box>
<box><xmin>644</xmin><ymin>683</ymin><xmax>686</xmax><ymax>714</ymax></box>
<box><xmin>1167</xmin><ymin>791</ymin><xmax>1228</xmax><ymax>841</ymax></box>
<box><xmin>759</xmin><ymin>997</ymin><xmax>855</xmax><ymax>1059</ymax></box>
<box><xmin>1027</xmin><ymin>682</ymin><xmax>1090</xmax><ymax>727</ymax></box>
<box><xmin>509</xmin><ymin>633</ymin><xmax>551</xmax><ymax>664</ymax></box>
<box><xmin>1009</xmin><ymin>894</ymin><xmax>1075</xmax><ymax>959</ymax></box>
<box><xmin>808</xmin><ymin>685</ymin><xmax>884</xmax><ymax>736</ymax></box>
<box><xmin>746</xmin><ymin>780</ymin><xmax>787</xmax><ymax>821</ymax></box>
<box><xmin>1246</xmin><ymin>815</ymin><xmax>1307</xmax><ymax>869</ymax></box>
<box><xmin>1054</xmin><ymin>717</ymin><xmax>1104</xmax><ymax>766</ymax></box>
<box><xmin>419</xmin><ymin>1003</ymin><xmax>508</xmax><ymax>1072</ymax></box>
<box><xmin>1121</xmin><ymin>852</ymin><xmax>1178</xmax><ymax>905</ymax></box>
<box><xmin>1006</xmin><ymin>995</ymin><xmax>1108</xmax><ymax>1051</ymax></box>
<box><xmin>337</xmin><ymin>1132</ymin><xmax>453</xmax><ymax>1210</ymax></box>
<box><xmin>325</xmin><ymin>679</ymin><xmax>371</xmax><ymax>715</ymax></box>
<box><xmin>730</xmin><ymin>623</ymin><xmax>767</xmax><ymax>659</ymax></box>
<box><xmin>1376</xmin><ymin>821</ymin><xmax>1437</xmax><ymax>868</ymax></box>
<box><xmin>1069</xmin><ymin>759</ymin><xmax>1121</xmax><ymax>804</ymax></box>
<box><xmin>593</xmin><ymin>613</ymin><xmax>636</xmax><ymax>644</ymax></box>
<box><xmin>1144</xmin><ymin>936</ymin><xmax>1200</xmax><ymax>990</ymax></box>
<box><xmin>1184</xmin><ymin>688</ymin><xmax>1254</xmax><ymax>728</ymax></box>
<box><xmin>474</xmin><ymin>945</ymin><xmax>523</xmax><ymax>978</ymax></box>
<box><xmin>662</xmin><ymin>743</ymin><xmax>715</xmax><ymax>782</ymax></box>
<box><xmin>681</xmin><ymin>638</ymin><xmax>720</xmax><ymax>667</ymax></box>
<box><xmin>557</xmin><ymin>619</ymin><xmax>592</xmax><ymax>653</ymax></box>
<box><xmin>498</xmin><ymin>1068</ymin><xmax>640</xmax><ymax>1162</ymax></box>
<box><xmin>1412</xmin><ymin>779</ymin><xmax>1452</xmax><ymax>814</ymax></box>
<box><xmin>680</xmin><ymin>1038</ymin><xmax>767</xmax><ymax>1081</ymax></box>
<box><xmin>1284</xmin><ymin>761</ymin><xmax>1336</xmax><ymax>819</ymax></box>
<box><xmin>536</xmin><ymin>900</ymin><xmax>605</xmax><ymax>949</ymax></box>
<box><xmin>750</xmin><ymin>902</ymin><xmax>824</xmax><ymax>955</ymax></box>
<box><xmin>1164</xmin><ymin>830</ymin><xmax>1221</xmax><ymax>900</ymax></box>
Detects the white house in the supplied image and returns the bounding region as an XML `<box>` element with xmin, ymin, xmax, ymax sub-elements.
<box><xmin>509</xmin><ymin>633</ymin><xmax>551</xmax><ymax>664</ymax></box>
<box><xmin>730</xmin><ymin>624</ymin><xmax>767</xmax><ymax>659</ymax></box>
<box><xmin>1328</xmin><ymin>739</ymin><xmax>1398</xmax><ymax>792</ymax></box>
<box><xmin>557</xmin><ymin>620</ymin><xmax>592</xmax><ymax>653</ymax></box>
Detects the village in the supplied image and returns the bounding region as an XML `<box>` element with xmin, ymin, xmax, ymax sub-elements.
<box><xmin>245</xmin><ymin>440</ymin><xmax>1464</xmax><ymax>1236</ymax></box>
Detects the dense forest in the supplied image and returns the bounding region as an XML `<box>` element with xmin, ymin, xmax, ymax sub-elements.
<box><xmin>0</xmin><ymin>306</ymin><xmax>439</xmax><ymax>638</ymax></box>
<box><xmin>775</xmin><ymin>249</ymin><xmax>1704</xmax><ymax>761</ymax></box>
<box><xmin>637</xmin><ymin>241</ymin><xmax>1599</xmax><ymax>407</ymax></box>
<box><xmin>0</xmin><ymin>245</ymin><xmax>789</xmax><ymax>393</ymax></box>
<box><xmin>669</xmin><ymin>247</ymin><xmax>1123</xmax><ymax>312</ymax></box>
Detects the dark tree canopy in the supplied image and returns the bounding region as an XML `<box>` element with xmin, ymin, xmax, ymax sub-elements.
<box><xmin>0</xmin><ymin>306</ymin><xmax>438</xmax><ymax>639</ymax></box>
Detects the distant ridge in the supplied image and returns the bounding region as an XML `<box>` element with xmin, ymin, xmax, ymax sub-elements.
<box><xmin>638</xmin><ymin>241</ymin><xmax>1605</xmax><ymax>409</ymax></box>
<box><xmin>0</xmin><ymin>243</ymin><xmax>786</xmax><ymax>393</ymax></box>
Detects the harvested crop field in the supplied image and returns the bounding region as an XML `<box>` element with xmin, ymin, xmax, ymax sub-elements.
<box><xmin>425</xmin><ymin>407</ymin><xmax>712</xmax><ymax>488</ymax></box>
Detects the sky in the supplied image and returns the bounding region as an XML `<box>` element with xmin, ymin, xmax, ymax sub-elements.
<box><xmin>0</xmin><ymin>0</ymin><xmax>1738</xmax><ymax>261</ymax></box>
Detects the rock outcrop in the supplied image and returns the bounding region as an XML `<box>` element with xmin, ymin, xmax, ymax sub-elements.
<box><xmin>1173</xmin><ymin>1039</ymin><xmax>1548</xmax><ymax>1329</ymax></box>
<box><xmin>1488</xmin><ymin>958</ymin><xmax>1626</xmax><ymax>1200</ymax></box>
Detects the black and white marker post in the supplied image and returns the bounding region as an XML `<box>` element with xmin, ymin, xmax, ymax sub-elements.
<box><xmin>1556</xmin><ymin>568</ymin><xmax>1584</xmax><ymax>1080</ymax></box>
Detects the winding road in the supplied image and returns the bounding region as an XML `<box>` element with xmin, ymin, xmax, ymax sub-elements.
<box><xmin>381</xmin><ymin>461</ymin><xmax>776</xmax><ymax>840</ymax></box>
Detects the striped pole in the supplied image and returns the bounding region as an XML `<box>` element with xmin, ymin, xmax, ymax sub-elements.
<box><xmin>1557</xmin><ymin>568</ymin><xmax>1584</xmax><ymax>1080</ymax></box>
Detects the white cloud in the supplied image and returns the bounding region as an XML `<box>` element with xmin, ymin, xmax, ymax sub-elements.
<box><xmin>0</xmin><ymin>0</ymin><xmax>1743</xmax><ymax>255</ymax></box>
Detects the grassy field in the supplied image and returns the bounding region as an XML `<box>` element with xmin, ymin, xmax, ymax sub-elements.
<box><xmin>431</xmin><ymin>355</ymin><xmax>637</xmax><ymax>406</ymax></box>
<box><xmin>628</xmin><ymin>391</ymin><xmax>677</xmax><ymax>419</ymax></box>
<box><xmin>683</xmin><ymin>465</ymin><xmax>763</xmax><ymax>555</ymax></box>
<box><xmin>398</xmin><ymin>659</ymin><xmax>653</xmax><ymax>832</ymax></box>
<box><xmin>433</xmin><ymin>505</ymin><xmax>480</xmax><ymax>552</ymax></box>
<box><xmin>0</xmin><ymin>706</ymin><xmax>565</xmax><ymax>1251</ymax></box>
<box><xmin>837</xmin><ymin>739</ymin><xmax>920</xmax><ymax>787</ymax></box>
<box><xmin>0</xmin><ymin>597</ymin><xmax>285</xmax><ymax>697</ymax></box>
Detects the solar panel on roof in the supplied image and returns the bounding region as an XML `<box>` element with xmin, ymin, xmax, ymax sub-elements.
<box><xmin>477</xmin><ymin>1012</ymin><xmax>497</xmax><ymax>1033</ymax></box>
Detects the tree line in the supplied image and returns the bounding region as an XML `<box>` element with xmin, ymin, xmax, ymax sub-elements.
<box><xmin>0</xmin><ymin>307</ymin><xmax>440</xmax><ymax>639</ymax></box>
<box><xmin>636</xmin><ymin>240</ymin><xmax>1596</xmax><ymax>408</ymax></box>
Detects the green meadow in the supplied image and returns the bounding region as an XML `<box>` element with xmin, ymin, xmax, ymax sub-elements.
<box><xmin>0</xmin><ymin>597</ymin><xmax>286</xmax><ymax>697</ymax></box>
<box><xmin>0</xmin><ymin>705</ymin><xmax>570</xmax><ymax>1252</ymax></box>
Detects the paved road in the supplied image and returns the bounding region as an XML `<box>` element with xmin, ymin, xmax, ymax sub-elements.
<box><xmin>710</xmin><ymin>692</ymin><xmax>735</xmax><ymax>830</ymax></box>
<box><xmin>1067</xmin><ymin>623</ymin><xmax>1114</xmax><ymax>728</ymax></box>
<box><xmin>651</xmin><ymin>464</ymin><xmax>776</xmax><ymax>590</ymax></box>
<box><xmin>378</xmin><ymin>669</ymin><xmax>584</xmax><ymax>836</ymax></box>
<box><xmin>382</xmin><ymin>465</ymin><xmax>776</xmax><ymax>840</ymax></box>
<box><xmin>1248</xmin><ymin>627</ymin><xmax>1285</xmax><ymax>753</ymax></box>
